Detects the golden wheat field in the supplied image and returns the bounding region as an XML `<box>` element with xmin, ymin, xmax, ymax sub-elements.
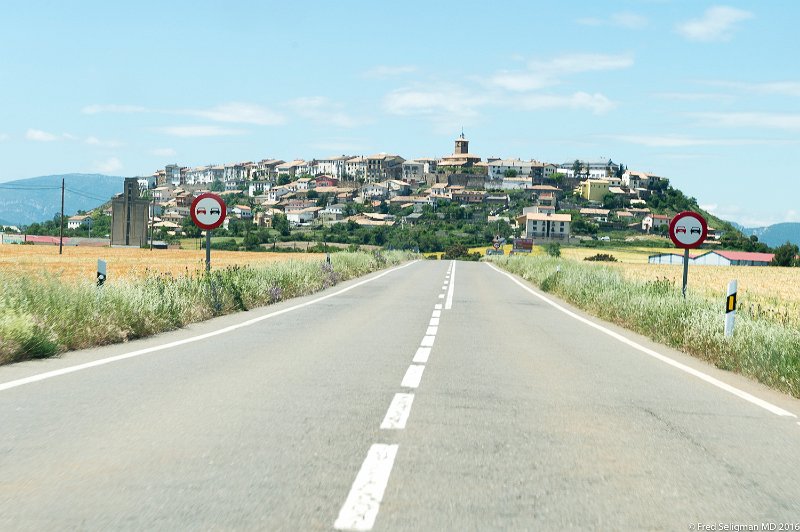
<box><xmin>0</xmin><ymin>244</ymin><xmax>323</xmax><ymax>283</ymax></box>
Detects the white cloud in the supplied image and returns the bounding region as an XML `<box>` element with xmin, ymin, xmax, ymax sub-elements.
<box><xmin>608</xmin><ymin>134</ymin><xmax>798</xmax><ymax>147</ymax></box>
<box><xmin>290</xmin><ymin>97</ymin><xmax>364</xmax><ymax>128</ymax></box>
<box><xmin>702</xmin><ymin>80</ymin><xmax>800</xmax><ymax>97</ymax></box>
<box><xmin>690</xmin><ymin>112</ymin><xmax>800</xmax><ymax>130</ymax></box>
<box><xmin>519</xmin><ymin>92</ymin><xmax>615</xmax><ymax>114</ymax></box>
<box><xmin>578</xmin><ymin>12</ymin><xmax>647</xmax><ymax>29</ymax></box>
<box><xmin>384</xmin><ymin>87</ymin><xmax>486</xmax><ymax>117</ymax></box>
<box><xmin>702</xmin><ymin>204</ymin><xmax>777</xmax><ymax>227</ymax></box>
<box><xmin>186</xmin><ymin>102</ymin><xmax>285</xmax><ymax>126</ymax></box>
<box><xmin>363</xmin><ymin>65</ymin><xmax>417</xmax><ymax>78</ymax></box>
<box><xmin>26</xmin><ymin>129</ymin><xmax>58</xmax><ymax>142</ymax></box>
<box><xmin>490</xmin><ymin>53</ymin><xmax>634</xmax><ymax>92</ymax></box>
<box><xmin>86</xmin><ymin>136</ymin><xmax>123</xmax><ymax>148</ymax></box>
<box><xmin>676</xmin><ymin>6</ymin><xmax>752</xmax><ymax>42</ymax></box>
<box><xmin>82</xmin><ymin>104</ymin><xmax>147</xmax><ymax>114</ymax></box>
<box><xmin>82</xmin><ymin>102</ymin><xmax>285</xmax><ymax>126</ymax></box>
<box><xmin>528</xmin><ymin>53</ymin><xmax>634</xmax><ymax>76</ymax></box>
<box><xmin>94</xmin><ymin>157</ymin><xmax>123</xmax><ymax>173</ymax></box>
<box><xmin>0</xmin><ymin>133</ymin><xmax>8</xmax><ymax>142</ymax></box>
<box><xmin>653</xmin><ymin>91</ymin><xmax>735</xmax><ymax>102</ymax></box>
<box><xmin>611</xmin><ymin>12</ymin><xmax>648</xmax><ymax>30</ymax></box>
<box><xmin>158</xmin><ymin>125</ymin><xmax>244</xmax><ymax>137</ymax></box>
<box><xmin>151</xmin><ymin>148</ymin><xmax>177</xmax><ymax>157</ymax></box>
<box><xmin>310</xmin><ymin>140</ymin><xmax>368</xmax><ymax>153</ymax></box>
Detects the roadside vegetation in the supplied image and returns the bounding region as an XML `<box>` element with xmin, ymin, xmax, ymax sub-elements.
<box><xmin>0</xmin><ymin>251</ymin><xmax>413</xmax><ymax>366</ymax></box>
<box><xmin>490</xmin><ymin>255</ymin><xmax>800</xmax><ymax>398</ymax></box>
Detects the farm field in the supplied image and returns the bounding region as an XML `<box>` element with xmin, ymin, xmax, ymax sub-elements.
<box><xmin>0</xmin><ymin>244</ymin><xmax>324</xmax><ymax>283</ymax></box>
<box><xmin>560</xmin><ymin>246</ymin><xmax>677</xmax><ymax>263</ymax></box>
<box><xmin>607</xmin><ymin>262</ymin><xmax>800</xmax><ymax>326</ymax></box>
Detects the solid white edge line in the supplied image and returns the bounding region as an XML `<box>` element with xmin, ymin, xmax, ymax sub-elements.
<box><xmin>413</xmin><ymin>347</ymin><xmax>431</xmax><ymax>364</ymax></box>
<box><xmin>401</xmin><ymin>364</ymin><xmax>425</xmax><ymax>388</ymax></box>
<box><xmin>333</xmin><ymin>443</ymin><xmax>399</xmax><ymax>531</ymax></box>
<box><xmin>486</xmin><ymin>263</ymin><xmax>797</xmax><ymax>419</ymax></box>
<box><xmin>445</xmin><ymin>260</ymin><xmax>456</xmax><ymax>310</ymax></box>
<box><xmin>0</xmin><ymin>261</ymin><xmax>420</xmax><ymax>393</ymax></box>
<box><xmin>380</xmin><ymin>393</ymin><xmax>415</xmax><ymax>429</ymax></box>
<box><xmin>420</xmin><ymin>336</ymin><xmax>436</xmax><ymax>347</ymax></box>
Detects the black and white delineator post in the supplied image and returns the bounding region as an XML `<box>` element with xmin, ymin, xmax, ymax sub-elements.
<box><xmin>725</xmin><ymin>279</ymin><xmax>737</xmax><ymax>337</ymax></box>
<box><xmin>97</xmin><ymin>259</ymin><xmax>107</xmax><ymax>287</ymax></box>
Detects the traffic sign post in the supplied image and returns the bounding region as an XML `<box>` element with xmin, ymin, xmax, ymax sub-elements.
<box><xmin>668</xmin><ymin>211</ymin><xmax>708</xmax><ymax>298</ymax></box>
<box><xmin>190</xmin><ymin>193</ymin><xmax>227</xmax><ymax>272</ymax></box>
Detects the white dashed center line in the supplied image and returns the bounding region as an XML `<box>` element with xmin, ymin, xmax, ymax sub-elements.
<box><xmin>401</xmin><ymin>365</ymin><xmax>425</xmax><ymax>389</ymax></box>
<box><xmin>413</xmin><ymin>347</ymin><xmax>431</xmax><ymax>364</ymax></box>
<box><xmin>380</xmin><ymin>393</ymin><xmax>415</xmax><ymax>429</ymax></box>
<box><xmin>334</xmin><ymin>444</ymin><xmax>399</xmax><ymax>531</ymax></box>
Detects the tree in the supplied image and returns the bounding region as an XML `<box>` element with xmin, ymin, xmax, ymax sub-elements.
<box><xmin>272</xmin><ymin>213</ymin><xmax>290</xmax><ymax>236</ymax></box>
<box><xmin>572</xmin><ymin>159</ymin><xmax>582</xmax><ymax>178</ymax></box>
<box><xmin>545</xmin><ymin>242</ymin><xmax>561</xmax><ymax>257</ymax></box>
<box><xmin>277</xmin><ymin>174</ymin><xmax>291</xmax><ymax>186</ymax></box>
<box><xmin>504</xmin><ymin>168</ymin><xmax>518</xmax><ymax>178</ymax></box>
<box><xmin>211</xmin><ymin>179</ymin><xmax>225</xmax><ymax>192</ymax></box>
<box><xmin>771</xmin><ymin>242</ymin><xmax>799</xmax><ymax>267</ymax></box>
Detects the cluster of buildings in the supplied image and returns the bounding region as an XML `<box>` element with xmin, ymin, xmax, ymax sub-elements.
<box><xmin>124</xmin><ymin>133</ymin><xmax>669</xmax><ymax>240</ymax></box>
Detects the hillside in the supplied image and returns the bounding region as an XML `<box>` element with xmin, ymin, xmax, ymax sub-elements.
<box><xmin>0</xmin><ymin>174</ymin><xmax>125</xmax><ymax>226</ymax></box>
<box><xmin>735</xmin><ymin>222</ymin><xmax>800</xmax><ymax>247</ymax></box>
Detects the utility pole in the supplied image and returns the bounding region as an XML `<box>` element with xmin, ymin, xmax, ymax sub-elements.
<box><xmin>150</xmin><ymin>194</ymin><xmax>154</xmax><ymax>250</ymax></box>
<box><xmin>59</xmin><ymin>178</ymin><xmax>65</xmax><ymax>255</ymax></box>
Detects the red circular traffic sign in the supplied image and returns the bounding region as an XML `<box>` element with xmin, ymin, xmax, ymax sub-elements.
<box><xmin>190</xmin><ymin>193</ymin><xmax>227</xmax><ymax>231</ymax></box>
<box><xmin>669</xmin><ymin>211</ymin><xmax>707</xmax><ymax>249</ymax></box>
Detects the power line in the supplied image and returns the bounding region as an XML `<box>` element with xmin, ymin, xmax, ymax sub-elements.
<box><xmin>64</xmin><ymin>187</ymin><xmax>113</xmax><ymax>203</ymax></box>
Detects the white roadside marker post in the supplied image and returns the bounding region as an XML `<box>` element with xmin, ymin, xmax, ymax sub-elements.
<box><xmin>724</xmin><ymin>279</ymin><xmax>737</xmax><ymax>337</ymax></box>
<box><xmin>97</xmin><ymin>259</ymin><xmax>107</xmax><ymax>287</ymax></box>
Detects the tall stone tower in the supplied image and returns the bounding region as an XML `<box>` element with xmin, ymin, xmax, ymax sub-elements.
<box><xmin>454</xmin><ymin>130</ymin><xmax>469</xmax><ymax>155</ymax></box>
<box><xmin>111</xmin><ymin>178</ymin><xmax>149</xmax><ymax>246</ymax></box>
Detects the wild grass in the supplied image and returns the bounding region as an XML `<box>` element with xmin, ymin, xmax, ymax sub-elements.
<box><xmin>0</xmin><ymin>251</ymin><xmax>413</xmax><ymax>366</ymax></box>
<box><xmin>491</xmin><ymin>255</ymin><xmax>800</xmax><ymax>398</ymax></box>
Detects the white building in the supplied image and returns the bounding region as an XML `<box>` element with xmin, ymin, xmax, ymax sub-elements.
<box><xmin>67</xmin><ymin>215</ymin><xmax>93</xmax><ymax>230</ymax></box>
<box><xmin>516</xmin><ymin>212</ymin><xmax>571</xmax><ymax>240</ymax></box>
<box><xmin>557</xmin><ymin>159</ymin><xmax>620</xmax><ymax>179</ymax></box>
<box><xmin>312</xmin><ymin>156</ymin><xmax>350</xmax><ymax>178</ymax></box>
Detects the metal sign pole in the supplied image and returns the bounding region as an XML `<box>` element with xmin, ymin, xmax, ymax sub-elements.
<box><xmin>682</xmin><ymin>248</ymin><xmax>689</xmax><ymax>298</ymax></box>
<box><xmin>205</xmin><ymin>231</ymin><xmax>211</xmax><ymax>272</ymax></box>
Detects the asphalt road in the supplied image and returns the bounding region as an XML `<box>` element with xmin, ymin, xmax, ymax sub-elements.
<box><xmin>1</xmin><ymin>260</ymin><xmax>799</xmax><ymax>531</ymax></box>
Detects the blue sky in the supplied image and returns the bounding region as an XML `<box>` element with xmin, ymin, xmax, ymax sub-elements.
<box><xmin>0</xmin><ymin>0</ymin><xmax>797</xmax><ymax>226</ymax></box>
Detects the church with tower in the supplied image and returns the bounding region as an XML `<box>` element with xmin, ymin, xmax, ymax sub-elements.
<box><xmin>437</xmin><ymin>131</ymin><xmax>482</xmax><ymax>168</ymax></box>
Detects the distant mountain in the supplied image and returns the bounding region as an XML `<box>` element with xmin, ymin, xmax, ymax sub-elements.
<box><xmin>0</xmin><ymin>174</ymin><xmax>125</xmax><ymax>226</ymax></box>
<box><xmin>734</xmin><ymin>222</ymin><xmax>800</xmax><ymax>247</ymax></box>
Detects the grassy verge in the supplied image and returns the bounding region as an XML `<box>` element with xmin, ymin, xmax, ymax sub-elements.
<box><xmin>0</xmin><ymin>251</ymin><xmax>414</xmax><ymax>366</ymax></box>
<box><xmin>490</xmin><ymin>255</ymin><xmax>800</xmax><ymax>398</ymax></box>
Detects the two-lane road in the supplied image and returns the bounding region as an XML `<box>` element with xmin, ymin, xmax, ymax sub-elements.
<box><xmin>1</xmin><ymin>260</ymin><xmax>798</xmax><ymax>530</ymax></box>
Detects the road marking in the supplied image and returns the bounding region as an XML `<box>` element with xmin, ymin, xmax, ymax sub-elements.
<box><xmin>413</xmin><ymin>347</ymin><xmax>431</xmax><ymax>363</ymax></box>
<box><xmin>444</xmin><ymin>280</ymin><xmax>449</xmax><ymax>285</ymax></box>
<box><xmin>445</xmin><ymin>261</ymin><xmax>456</xmax><ymax>310</ymax></box>
<box><xmin>426</xmin><ymin>326</ymin><xmax>438</xmax><ymax>336</ymax></box>
<box><xmin>429</xmin><ymin>317</ymin><xmax>440</xmax><ymax>326</ymax></box>
<box><xmin>434</xmin><ymin>304</ymin><xmax>442</xmax><ymax>310</ymax></box>
<box><xmin>381</xmin><ymin>393</ymin><xmax>415</xmax><ymax>429</ymax></box>
<box><xmin>420</xmin><ymin>335</ymin><xmax>436</xmax><ymax>347</ymax></box>
<box><xmin>487</xmin><ymin>263</ymin><xmax>797</xmax><ymax>419</ymax></box>
<box><xmin>334</xmin><ymin>443</ymin><xmax>398</xmax><ymax>531</ymax></box>
<box><xmin>0</xmin><ymin>261</ymin><xmax>420</xmax><ymax>393</ymax></box>
<box><xmin>438</xmin><ymin>294</ymin><xmax>444</xmax><ymax>299</ymax></box>
<box><xmin>401</xmin><ymin>365</ymin><xmax>425</xmax><ymax>388</ymax></box>
<box><xmin>442</xmin><ymin>285</ymin><xmax>447</xmax><ymax>290</ymax></box>
<box><xmin>432</xmin><ymin>310</ymin><xmax>441</xmax><ymax>318</ymax></box>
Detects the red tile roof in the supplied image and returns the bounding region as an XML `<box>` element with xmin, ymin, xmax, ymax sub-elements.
<box><xmin>714</xmin><ymin>251</ymin><xmax>775</xmax><ymax>262</ymax></box>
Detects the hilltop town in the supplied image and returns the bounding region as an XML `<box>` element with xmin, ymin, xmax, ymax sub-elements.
<box><xmin>9</xmin><ymin>132</ymin><xmax>784</xmax><ymax>263</ymax></box>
